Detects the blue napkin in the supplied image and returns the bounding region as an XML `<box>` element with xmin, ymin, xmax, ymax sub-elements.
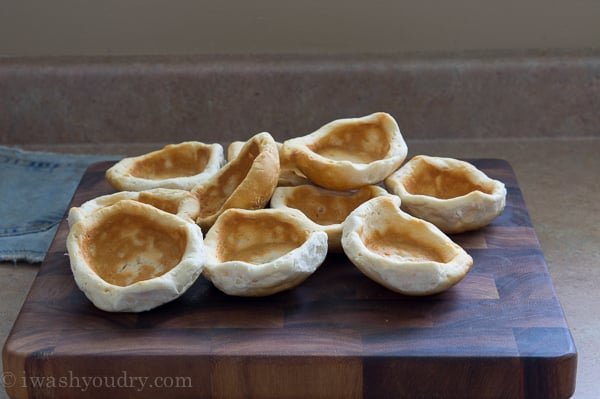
<box><xmin>0</xmin><ymin>146</ymin><xmax>119</xmax><ymax>263</ymax></box>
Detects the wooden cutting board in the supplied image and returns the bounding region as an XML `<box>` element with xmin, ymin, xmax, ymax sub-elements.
<box><xmin>3</xmin><ymin>159</ymin><xmax>577</xmax><ymax>399</ymax></box>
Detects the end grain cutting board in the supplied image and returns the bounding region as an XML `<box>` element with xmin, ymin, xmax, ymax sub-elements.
<box><xmin>2</xmin><ymin>159</ymin><xmax>577</xmax><ymax>399</ymax></box>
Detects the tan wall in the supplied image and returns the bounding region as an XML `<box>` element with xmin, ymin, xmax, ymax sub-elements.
<box><xmin>1</xmin><ymin>0</ymin><xmax>599</xmax><ymax>56</ymax></box>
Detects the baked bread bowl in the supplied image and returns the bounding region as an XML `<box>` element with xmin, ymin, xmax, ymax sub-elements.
<box><xmin>342</xmin><ymin>196</ymin><xmax>473</xmax><ymax>295</ymax></box>
<box><xmin>270</xmin><ymin>184</ymin><xmax>391</xmax><ymax>251</ymax></box>
<box><xmin>385</xmin><ymin>155</ymin><xmax>506</xmax><ymax>233</ymax></box>
<box><xmin>192</xmin><ymin>132</ymin><xmax>280</xmax><ymax>231</ymax></box>
<box><xmin>281</xmin><ymin>112</ymin><xmax>407</xmax><ymax>190</ymax></box>
<box><xmin>228</xmin><ymin>140</ymin><xmax>309</xmax><ymax>186</ymax></box>
<box><xmin>67</xmin><ymin>188</ymin><xmax>200</xmax><ymax>227</ymax></box>
<box><xmin>105</xmin><ymin>141</ymin><xmax>224</xmax><ymax>191</ymax></box>
<box><xmin>202</xmin><ymin>207</ymin><xmax>328</xmax><ymax>296</ymax></box>
<box><xmin>67</xmin><ymin>200</ymin><xmax>205</xmax><ymax>312</ymax></box>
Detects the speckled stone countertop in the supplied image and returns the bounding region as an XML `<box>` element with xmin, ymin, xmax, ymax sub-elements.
<box><xmin>1</xmin><ymin>51</ymin><xmax>599</xmax><ymax>146</ymax></box>
<box><xmin>1</xmin><ymin>52</ymin><xmax>599</xmax><ymax>398</ymax></box>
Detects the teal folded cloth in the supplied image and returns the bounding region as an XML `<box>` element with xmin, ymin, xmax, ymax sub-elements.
<box><xmin>0</xmin><ymin>146</ymin><xmax>119</xmax><ymax>263</ymax></box>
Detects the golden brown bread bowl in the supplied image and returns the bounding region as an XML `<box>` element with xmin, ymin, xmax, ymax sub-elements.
<box><xmin>270</xmin><ymin>184</ymin><xmax>391</xmax><ymax>251</ymax></box>
<box><xmin>228</xmin><ymin>140</ymin><xmax>310</xmax><ymax>186</ymax></box>
<box><xmin>67</xmin><ymin>188</ymin><xmax>201</xmax><ymax>227</ymax></box>
<box><xmin>192</xmin><ymin>132</ymin><xmax>280</xmax><ymax>231</ymax></box>
<box><xmin>341</xmin><ymin>196</ymin><xmax>473</xmax><ymax>296</ymax></box>
<box><xmin>105</xmin><ymin>141</ymin><xmax>224</xmax><ymax>191</ymax></box>
<box><xmin>202</xmin><ymin>207</ymin><xmax>328</xmax><ymax>296</ymax></box>
<box><xmin>281</xmin><ymin>112</ymin><xmax>407</xmax><ymax>190</ymax></box>
<box><xmin>384</xmin><ymin>155</ymin><xmax>506</xmax><ymax>233</ymax></box>
<box><xmin>67</xmin><ymin>199</ymin><xmax>205</xmax><ymax>312</ymax></box>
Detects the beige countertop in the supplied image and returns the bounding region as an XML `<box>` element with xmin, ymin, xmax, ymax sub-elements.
<box><xmin>1</xmin><ymin>137</ymin><xmax>598</xmax><ymax>398</ymax></box>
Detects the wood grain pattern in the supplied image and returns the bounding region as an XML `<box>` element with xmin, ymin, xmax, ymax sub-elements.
<box><xmin>2</xmin><ymin>159</ymin><xmax>577</xmax><ymax>399</ymax></box>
